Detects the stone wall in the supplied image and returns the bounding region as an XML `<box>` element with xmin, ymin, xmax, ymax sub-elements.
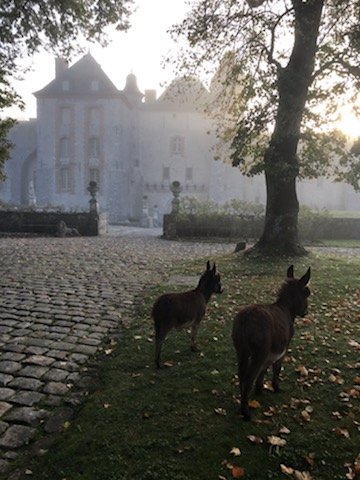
<box><xmin>0</xmin><ymin>210</ymin><xmax>107</xmax><ymax>236</ymax></box>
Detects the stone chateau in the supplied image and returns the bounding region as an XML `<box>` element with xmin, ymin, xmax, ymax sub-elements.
<box><xmin>0</xmin><ymin>53</ymin><xmax>359</xmax><ymax>224</ymax></box>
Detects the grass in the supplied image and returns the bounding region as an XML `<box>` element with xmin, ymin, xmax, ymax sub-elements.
<box><xmin>311</xmin><ymin>239</ymin><xmax>360</xmax><ymax>248</ymax></box>
<box><xmin>11</xmin><ymin>252</ymin><xmax>360</xmax><ymax>480</ymax></box>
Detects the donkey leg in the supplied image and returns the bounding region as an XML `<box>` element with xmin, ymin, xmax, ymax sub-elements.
<box><xmin>240</xmin><ymin>358</ymin><xmax>264</xmax><ymax>421</ymax></box>
<box><xmin>190</xmin><ymin>321</ymin><xmax>200</xmax><ymax>352</ymax></box>
<box><xmin>255</xmin><ymin>367</ymin><xmax>268</xmax><ymax>395</ymax></box>
<box><xmin>154</xmin><ymin>335</ymin><xmax>164</xmax><ymax>369</ymax></box>
<box><xmin>272</xmin><ymin>359</ymin><xmax>283</xmax><ymax>393</ymax></box>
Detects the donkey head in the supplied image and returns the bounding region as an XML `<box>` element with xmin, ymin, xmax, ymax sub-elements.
<box><xmin>198</xmin><ymin>261</ymin><xmax>223</xmax><ymax>295</ymax></box>
<box><xmin>277</xmin><ymin>265</ymin><xmax>311</xmax><ymax>317</ymax></box>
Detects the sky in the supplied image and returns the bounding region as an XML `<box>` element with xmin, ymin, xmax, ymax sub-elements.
<box><xmin>7</xmin><ymin>0</ymin><xmax>191</xmax><ymax>120</ymax></box>
<box><xmin>4</xmin><ymin>0</ymin><xmax>360</xmax><ymax>138</ymax></box>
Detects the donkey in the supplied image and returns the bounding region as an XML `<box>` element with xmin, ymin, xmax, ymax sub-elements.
<box><xmin>232</xmin><ymin>265</ymin><xmax>311</xmax><ymax>420</ymax></box>
<box><xmin>153</xmin><ymin>261</ymin><xmax>223</xmax><ymax>369</ymax></box>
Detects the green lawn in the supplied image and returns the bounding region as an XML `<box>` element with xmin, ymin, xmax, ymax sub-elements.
<box><xmin>12</xmin><ymin>252</ymin><xmax>360</xmax><ymax>480</ymax></box>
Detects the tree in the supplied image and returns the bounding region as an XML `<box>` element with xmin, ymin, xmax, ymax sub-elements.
<box><xmin>170</xmin><ymin>0</ymin><xmax>360</xmax><ymax>255</ymax></box>
<box><xmin>0</xmin><ymin>0</ymin><xmax>134</xmax><ymax>180</ymax></box>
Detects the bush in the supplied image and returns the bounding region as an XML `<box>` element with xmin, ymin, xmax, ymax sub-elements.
<box><xmin>179</xmin><ymin>196</ymin><xmax>264</xmax><ymax>219</ymax></box>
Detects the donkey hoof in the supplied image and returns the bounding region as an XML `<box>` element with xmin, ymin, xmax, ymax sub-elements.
<box><xmin>273</xmin><ymin>385</ymin><xmax>281</xmax><ymax>393</ymax></box>
<box><xmin>242</xmin><ymin>412</ymin><xmax>251</xmax><ymax>421</ymax></box>
<box><xmin>255</xmin><ymin>386</ymin><xmax>263</xmax><ymax>395</ymax></box>
<box><xmin>190</xmin><ymin>345</ymin><xmax>198</xmax><ymax>352</ymax></box>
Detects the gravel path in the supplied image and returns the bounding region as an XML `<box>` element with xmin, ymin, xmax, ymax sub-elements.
<box><xmin>0</xmin><ymin>233</ymin><xmax>234</xmax><ymax>476</ymax></box>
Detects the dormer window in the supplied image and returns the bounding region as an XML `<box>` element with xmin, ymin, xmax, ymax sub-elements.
<box><xmin>62</xmin><ymin>80</ymin><xmax>70</xmax><ymax>92</ymax></box>
<box><xmin>91</xmin><ymin>80</ymin><xmax>99</xmax><ymax>91</ymax></box>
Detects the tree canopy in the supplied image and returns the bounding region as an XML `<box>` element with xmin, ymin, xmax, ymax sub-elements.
<box><xmin>170</xmin><ymin>0</ymin><xmax>360</xmax><ymax>191</ymax></box>
<box><xmin>0</xmin><ymin>0</ymin><xmax>134</xmax><ymax>179</ymax></box>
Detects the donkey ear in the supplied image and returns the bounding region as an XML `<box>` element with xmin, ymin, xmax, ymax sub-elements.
<box><xmin>299</xmin><ymin>267</ymin><xmax>311</xmax><ymax>287</ymax></box>
<box><xmin>287</xmin><ymin>265</ymin><xmax>294</xmax><ymax>278</ymax></box>
<box><xmin>206</xmin><ymin>260</ymin><xmax>211</xmax><ymax>271</ymax></box>
<box><xmin>212</xmin><ymin>263</ymin><xmax>217</xmax><ymax>274</ymax></box>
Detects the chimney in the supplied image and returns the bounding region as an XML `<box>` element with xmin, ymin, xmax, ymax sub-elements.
<box><xmin>55</xmin><ymin>58</ymin><xmax>69</xmax><ymax>78</ymax></box>
<box><xmin>145</xmin><ymin>89</ymin><xmax>157</xmax><ymax>103</ymax></box>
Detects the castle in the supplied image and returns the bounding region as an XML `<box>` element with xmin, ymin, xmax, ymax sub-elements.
<box><xmin>0</xmin><ymin>53</ymin><xmax>359</xmax><ymax>224</ymax></box>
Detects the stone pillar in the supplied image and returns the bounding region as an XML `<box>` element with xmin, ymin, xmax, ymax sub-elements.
<box><xmin>170</xmin><ymin>180</ymin><xmax>182</xmax><ymax>215</ymax></box>
<box><xmin>87</xmin><ymin>181</ymin><xmax>99</xmax><ymax>215</ymax></box>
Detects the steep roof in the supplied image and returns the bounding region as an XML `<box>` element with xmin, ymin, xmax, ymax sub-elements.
<box><xmin>34</xmin><ymin>53</ymin><xmax>129</xmax><ymax>104</ymax></box>
<box><xmin>143</xmin><ymin>77</ymin><xmax>210</xmax><ymax>112</ymax></box>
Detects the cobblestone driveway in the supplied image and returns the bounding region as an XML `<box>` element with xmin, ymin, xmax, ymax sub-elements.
<box><xmin>0</xmin><ymin>233</ymin><xmax>234</xmax><ymax>475</ymax></box>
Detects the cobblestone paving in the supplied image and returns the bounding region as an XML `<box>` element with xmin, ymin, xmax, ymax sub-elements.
<box><xmin>0</xmin><ymin>234</ymin><xmax>234</xmax><ymax>475</ymax></box>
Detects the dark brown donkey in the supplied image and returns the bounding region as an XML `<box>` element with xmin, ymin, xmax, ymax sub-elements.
<box><xmin>153</xmin><ymin>261</ymin><xmax>223</xmax><ymax>369</ymax></box>
<box><xmin>232</xmin><ymin>265</ymin><xmax>311</xmax><ymax>420</ymax></box>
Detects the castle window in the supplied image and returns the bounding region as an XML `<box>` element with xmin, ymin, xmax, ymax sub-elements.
<box><xmin>62</xmin><ymin>80</ymin><xmax>70</xmax><ymax>91</ymax></box>
<box><xmin>89</xmin><ymin>137</ymin><xmax>100</xmax><ymax>158</ymax></box>
<box><xmin>59</xmin><ymin>167</ymin><xmax>72</xmax><ymax>192</ymax></box>
<box><xmin>59</xmin><ymin>137</ymin><xmax>70</xmax><ymax>158</ymax></box>
<box><xmin>170</xmin><ymin>136</ymin><xmax>185</xmax><ymax>156</ymax></box>
<box><xmin>89</xmin><ymin>168</ymin><xmax>100</xmax><ymax>188</ymax></box>
<box><xmin>185</xmin><ymin>167</ymin><xmax>193</xmax><ymax>182</ymax></box>
<box><xmin>61</xmin><ymin>107</ymin><xmax>71</xmax><ymax>125</ymax></box>
<box><xmin>162</xmin><ymin>166</ymin><xmax>170</xmax><ymax>181</ymax></box>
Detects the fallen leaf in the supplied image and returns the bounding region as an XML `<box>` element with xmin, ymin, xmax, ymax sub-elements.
<box><xmin>211</xmin><ymin>369</ymin><xmax>220</xmax><ymax>375</ymax></box>
<box><xmin>296</xmin><ymin>366</ymin><xmax>309</xmax><ymax>377</ymax></box>
<box><xmin>293</xmin><ymin>471</ymin><xmax>312</xmax><ymax>480</ymax></box>
<box><xmin>230</xmin><ymin>447</ymin><xmax>241</xmax><ymax>456</ymax></box>
<box><xmin>304</xmin><ymin>453</ymin><xmax>315</xmax><ymax>467</ymax></box>
<box><xmin>231</xmin><ymin>466</ymin><xmax>245</xmax><ymax>478</ymax></box>
<box><xmin>214</xmin><ymin>408</ymin><xmax>227</xmax><ymax>416</ymax></box>
<box><xmin>279</xmin><ymin>426</ymin><xmax>291</xmax><ymax>435</ymax></box>
<box><xmin>248</xmin><ymin>399</ymin><xmax>261</xmax><ymax>409</ymax></box>
<box><xmin>333</xmin><ymin>427</ymin><xmax>350</xmax><ymax>439</ymax></box>
<box><xmin>247</xmin><ymin>434</ymin><xmax>263</xmax><ymax>444</ymax></box>
<box><xmin>353</xmin><ymin>376</ymin><xmax>360</xmax><ymax>385</ymax></box>
<box><xmin>63</xmin><ymin>421</ymin><xmax>71</xmax><ymax>430</ymax></box>
<box><xmin>267</xmin><ymin>435</ymin><xmax>287</xmax><ymax>447</ymax></box>
<box><xmin>280</xmin><ymin>464</ymin><xmax>294</xmax><ymax>475</ymax></box>
<box><xmin>348</xmin><ymin>339</ymin><xmax>360</xmax><ymax>350</ymax></box>
<box><xmin>301</xmin><ymin>410</ymin><xmax>311</xmax><ymax>422</ymax></box>
<box><xmin>163</xmin><ymin>361</ymin><xmax>174</xmax><ymax>368</ymax></box>
<box><xmin>103</xmin><ymin>403</ymin><xmax>111</xmax><ymax>409</ymax></box>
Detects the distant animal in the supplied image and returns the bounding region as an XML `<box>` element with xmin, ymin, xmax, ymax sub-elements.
<box><xmin>232</xmin><ymin>265</ymin><xmax>311</xmax><ymax>421</ymax></box>
<box><xmin>56</xmin><ymin>220</ymin><xmax>80</xmax><ymax>237</ymax></box>
<box><xmin>152</xmin><ymin>261</ymin><xmax>223</xmax><ymax>369</ymax></box>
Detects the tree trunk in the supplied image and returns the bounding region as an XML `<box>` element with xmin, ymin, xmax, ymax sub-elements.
<box><xmin>255</xmin><ymin>0</ymin><xmax>324</xmax><ymax>255</ymax></box>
